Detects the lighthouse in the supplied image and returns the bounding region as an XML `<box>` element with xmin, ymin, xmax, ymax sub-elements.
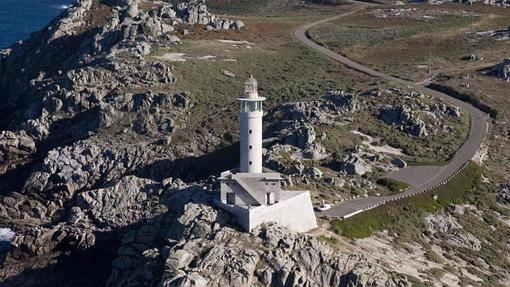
<box><xmin>217</xmin><ymin>75</ymin><xmax>318</xmax><ymax>233</ymax></box>
<box><xmin>239</xmin><ymin>75</ymin><xmax>265</xmax><ymax>173</ymax></box>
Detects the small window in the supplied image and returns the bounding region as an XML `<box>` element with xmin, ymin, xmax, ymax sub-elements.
<box><xmin>249</xmin><ymin>145</ymin><xmax>252</xmax><ymax>150</ymax></box>
<box><xmin>249</xmin><ymin>130</ymin><xmax>252</xmax><ymax>134</ymax></box>
<box><xmin>266</xmin><ymin>192</ymin><xmax>273</xmax><ymax>205</ymax></box>
<box><xmin>249</xmin><ymin>161</ymin><xmax>252</xmax><ymax>165</ymax></box>
<box><xmin>272</xmin><ymin>183</ymin><xmax>276</xmax><ymax>186</ymax></box>
<box><xmin>226</xmin><ymin>193</ymin><xmax>235</xmax><ymax>205</ymax></box>
<box><xmin>265</xmin><ymin>183</ymin><xmax>268</xmax><ymax>186</ymax></box>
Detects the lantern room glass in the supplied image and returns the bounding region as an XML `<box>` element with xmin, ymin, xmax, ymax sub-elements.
<box><xmin>241</xmin><ymin>101</ymin><xmax>262</xmax><ymax>112</ymax></box>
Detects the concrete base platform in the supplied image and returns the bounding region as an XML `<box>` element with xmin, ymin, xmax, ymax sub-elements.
<box><xmin>215</xmin><ymin>190</ymin><xmax>318</xmax><ymax>233</ymax></box>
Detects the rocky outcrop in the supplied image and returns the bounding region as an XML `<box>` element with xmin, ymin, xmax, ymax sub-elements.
<box><xmin>424</xmin><ymin>214</ymin><xmax>462</xmax><ymax>234</ymax></box>
<box><xmin>424</xmin><ymin>213</ymin><xmax>481</xmax><ymax>251</ymax></box>
<box><xmin>275</xmin><ymin>90</ymin><xmax>358</xmax><ymax>125</ymax></box>
<box><xmin>380</xmin><ymin>105</ymin><xmax>428</xmax><ymax>137</ymax></box>
<box><xmin>177</xmin><ymin>0</ymin><xmax>245</xmax><ymax>30</ymax></box>
<box><xmin>497</xmin><ymin>181</ymin><xmax>510</xmax><ymax>204</ymax></box>
<box><xmin>375</xmin><ymin>88</ymin><xmax>462</xmax><ymax>138</ymax></box>
<box><xmin>266</xmin><ymin>90</ymin><xmax>357</xmax><ymax>165</ymax></box>
<box><xmin>48</xmin><ymin>0</ymin><xmax>94</xmax><ymax>42</ymax></box>
<box><xmin>446</xmin><ymin>231</ymin><xmax>482</xmax><ymax>251</ymax></box>
<box><xmin>0</xmin><ymin>0</ymin><xmax>236</xmax><ymax>153</ymax></box>
<box><xmin>477</xmin><ymin>0</ymin><xmax>510</xmax><ymax>7</ymax></box>
<box><xmin>106</xmin><ymin>189</ymin><xmax>408</xmax><ymax>287</ymax></box>
<box><xmin>283</xmin><ymin>123</ymin><xmax>316</xmax><ymax>148</ymax></box>
<box><xmin>0</xmin><ymin>131</ymin><xmax>36</xmax><ymax>173</ymax></box>
<box><xmin>337</xmin><ymin>149</ymin><xmax>373</xmax><ymax>176</ymax></box>
<box><xmin>427</xmin><ymin>0</ymin><xmax>510</xmax><ymax>7</ymax></box>
<box><xmin>0</xmin><ymin>0</ymin><xmax>499</xmax><ymax>286</ymax></box>
<box><xmin>303</xmin><ymin>142</ymin><xmax>328</xmax><ymax>160</ymax></box>
<box><xmin>0</xmin><ymin>141</ymin><xmax>162</xmax><ymax>225</ymax></box>
<box><xmin>492</xmin><ymin>58</ymin><xmax>510</xmax><ymax>82</ymax></box>
<box><xmin>76</xmin><ymin>176</ymin><xmax>166</xmax><ymax>228</ymax></box>
<box><xmin>9</xmin><ymin>224</ymin><xmax>96</xmax><ymax>259</ymax></box>
<box><xmin>477</xmin><ymin>26</ymin><xmax>510</xmax><ymax>41</ymax></box>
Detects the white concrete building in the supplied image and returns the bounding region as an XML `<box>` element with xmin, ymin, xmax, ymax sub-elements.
<box><xmin>216</xmin><ymin>76</ymin><xmax>317</xmax><ymax>233</ymax></box>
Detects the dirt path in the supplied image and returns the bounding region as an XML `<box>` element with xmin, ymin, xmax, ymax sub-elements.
<box><xmin>294</xmin><ymin>8</ymin><xmax>489</xmax><ymax>218</ymax></box>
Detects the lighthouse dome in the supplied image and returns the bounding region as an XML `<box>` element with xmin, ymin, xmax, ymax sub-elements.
<box><xmin>243</xmin><ymin>75</ymin><xmax>258</xmax><ymax>99</ymax></box>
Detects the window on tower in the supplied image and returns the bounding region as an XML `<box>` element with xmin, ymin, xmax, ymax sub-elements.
<box><xmin>249</xmin><ymin>145</ymin><xmax>252</xmax><ymax>150</ymax></box>
<box><xmin>249</xmin><ymin>130</ymin><xmax>252</xmax><ymax>134</ymax></box>
<box><xmin>240</xmin><ymin>101</ymin><xmax>262</xmax><ymax>112</ymax></box>
<box><xmin>226</xmin><ymin>193</ymin><xmax>235</xmax><ymax>205</ymax></box>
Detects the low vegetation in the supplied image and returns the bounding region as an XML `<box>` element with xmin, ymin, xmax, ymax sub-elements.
<box><xmin>308</xmin><ymin>4</ymin><xmax>510</xmax><ymax>81</ymax></box>
<box><xmin>317</xmin><ymin>235</ymin><xmax>339</xmax><ymax>247</ymax></box>
<box><xmin>200</xmin><ymin>0</ymin><xmax>346</xmax><ymax>17</ymax></box>
<box><xmin>151</xmin><ymin>15</ymin><xmax>371</xmax><ymax>152</ymax></box>
<box><xmin>376</xmin><ymin>178</ymin><xmax>410</xmax><ymax>194</ymax></box>
<box><xmin>330</xmin><ymin>161</ymin><xmax>483</xmax><ymax>239</ymax></box>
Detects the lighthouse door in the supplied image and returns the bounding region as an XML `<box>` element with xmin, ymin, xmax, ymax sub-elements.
<box><xmin>266</xmin><ymin>192</ymin><xmax>274</xmax><ymax>205</ymax></box>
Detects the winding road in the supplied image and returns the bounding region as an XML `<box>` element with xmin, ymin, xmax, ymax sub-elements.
<box><xmin>294</xmin><ymin>9</ymin><xmax>489</xmax><ymax>218</ymax></box>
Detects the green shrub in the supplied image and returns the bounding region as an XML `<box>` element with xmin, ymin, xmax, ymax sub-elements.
<box><xmin>376</xmin><ymin>178</ymin><xmax>410</xmax><ymax>194</ymax></box>
<box><xmin>331</xmin><ymin>162</ymin><xmax>482</xmax><ymax>239</ymax></box>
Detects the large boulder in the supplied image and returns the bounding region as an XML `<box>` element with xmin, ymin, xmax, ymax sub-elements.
<box><xmin>492</xmin><ymin>58</ymin><xmax>510</xmax><ymax>82</ymax></box>
<box><xmin>0</xmin><ymin>131</ymin><xmax>36</xmax><ymax>173</ymax></box>
<box><xmin>424</xmin><ymin>213</ymin><xmax>462</xmax><ymax>234</ymax></box>
<box><xmin>303</xmin><ymin>142</ymin><xmax>328</xmax><ymax>160</ymax></box>
<box><xmin>176</xmin><ymin>0</ymin><xmax>244</xmax><ymax>30</ymax></box>
<box><xmin>283</xmin><ymin>123</ymin><xmax>316</xmax><ymax>148</ymax></box>
<box><xmin>76</xmin><ymin>176</ymin><xmax>166</xmax><ymax>228</ymax></box>
<box><xmin>496</xmin><ymin>181</ymin><xmax>510</xmax><ymax>204</ymax></box>
<box><xmin>379</xmin><ymin>105</ymin><xmax>428</xmax><ymax>137</ymax></box>
<box><xmin>338</xmin><ymin>151</ymin><xmax>373</xmax><ymax>176</ymax></box>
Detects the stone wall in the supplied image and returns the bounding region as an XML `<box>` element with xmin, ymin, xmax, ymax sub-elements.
<box><xmin>217</xmin><ymin>191</ymin><xmax>317</xmax><ymax>233</ymax></box>
<box><xmin>249</xmin><ymin>191</ymin><xmax>317</xmax><ymax>233</ymax></box>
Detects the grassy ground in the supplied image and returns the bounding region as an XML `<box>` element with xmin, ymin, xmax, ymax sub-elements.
<box><xmin>142</xmin><ymin>5</ymin><xmax>475</xmax><ymax>205</ymax></box>
<box><xmin>376</xmin><ymin>178</ymin><xmax>410</xmax><ymax>194</ymax></box>
<box><xmin>316</xmin><ymin>123</ymin><xmax>363</xmax><ymax>155</ymax></box>
<box><xmin>145</xmin><ymin>2</ymin><xmax>471</xmax><ymax>165</ymax></box>
<box><xmin>165</xmin><ymin>0</ymin><xmax>353</xmax><ymax>17</ymax></box>
<box><xmin>308</xmin><ymin>3</ymin><xmax>510</xmax><ymax>82</ymax></box>
<box><xmin>355</xmin><ymin>107</ymin><xmax>470</xmax><ymax>164</ymax></box>
<box><xmin>330</xmin><ymin>161</ymin><xmax>483</xmax><ymax>239</ymax></box>
<box><xmin>206</xmin><ymin>0</ymin><xmax>304</xmax><ymax>16</ymax></box>
<box><xmin>205</xmin><ymin>0</ymin><xmax>352</xmax><ymax>17</ymax></box>
<box><xmin>148</xmin><ymin>10</ymin><xmax>374</xmax><ymax>156</ymax></box>
<box><xmin>315</xmin><ymin>86</ymin><xmax>471</xmax><ymax>163</ymax></box>
<box><xmin>440</xmin><ymin>73</ymin><xmax>510</xmax><ymax>183</ymax></box>
<box><xmin>143</xmin><ymin>1</ymin><xmax>495</xmax><ymax>200</ymax></box>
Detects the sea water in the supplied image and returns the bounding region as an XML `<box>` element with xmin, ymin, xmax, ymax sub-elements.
<box><xmin>0</xmin><ymin>228</ymin><xmax>14</xmax><ymax>251</ymax></box>
<box><xmin>0</xmin><ymin>0</ymin><xmax>74</xmax><ymax>48</ymax></box>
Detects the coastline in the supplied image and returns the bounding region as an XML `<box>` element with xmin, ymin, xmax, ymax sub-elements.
<box><xmin>0</xmin><ymin>0</ymin><xmax>73</xmax><ymax>48</ymax></box>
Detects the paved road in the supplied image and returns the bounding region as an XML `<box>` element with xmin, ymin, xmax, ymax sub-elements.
<box><xmin>295</xmin><ymin>10</ymin><xmax>489</xmax><ymax>218</ymax></box>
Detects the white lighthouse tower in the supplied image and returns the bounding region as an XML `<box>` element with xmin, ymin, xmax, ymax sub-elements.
<box><xmin>217</xmin><ymin>75</ymin><xmax>317</xmax><ymax>233</ymax></box>
<box><xmin>239</xmin><ymin>75</ymin><xmax>265</xmax><ymax>173</ymax></box>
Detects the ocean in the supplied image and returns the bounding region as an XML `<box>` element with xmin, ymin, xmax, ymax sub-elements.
<box><xmin>0</xmin><ymin>228</ymin><xmax>14</xmax><ymax>262</ymax></box>
<box><xmin>0</xmin><ymin>0</ymin><xmax>74</xmax><ymax>48</ymax></box>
